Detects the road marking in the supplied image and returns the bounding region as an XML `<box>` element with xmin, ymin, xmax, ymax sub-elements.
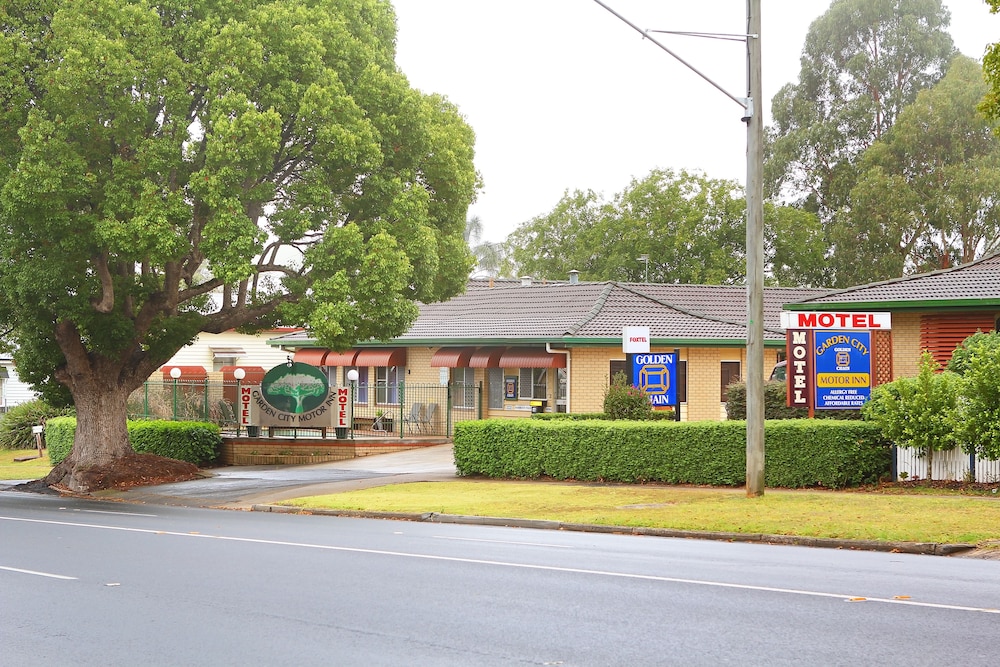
<box><xmin>0</xmin><ymin>565</ymin><xmax>77</xmax><ymax>580</ymax></box>
<box><xmin>433</xmin><ymin>535</ymin><xmax>573</xmax><ymax>549</ymax></box>
<box><xmin>3</xmin><ymin>514</ymin><xmax>998</xmax><ymax>615</ymax></box>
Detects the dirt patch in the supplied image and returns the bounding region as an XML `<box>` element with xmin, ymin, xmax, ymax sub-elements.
<box><xmin>12</xmin><ymin>453</ymin><xmax>200</xmax><ymax>495</ymax></box>
<box><xmin>862</xmin><ymin>479</ymin><xmax>1000</xmax><ymax>495</ymax></box>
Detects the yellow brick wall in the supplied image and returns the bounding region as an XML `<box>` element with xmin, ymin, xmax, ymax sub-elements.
<box><xmin>891</xmin><ymin>312</ymin><xmax>922</xmax><ymax>379</ymax></box>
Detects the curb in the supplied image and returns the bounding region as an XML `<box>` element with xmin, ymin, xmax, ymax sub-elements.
<box><xmin>249</xmin><ymin>504</ymin><xmax>977</xmax><ymax>556</ymax></box>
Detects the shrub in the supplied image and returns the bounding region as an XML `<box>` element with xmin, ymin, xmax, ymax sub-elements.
<box><xmin>603</xmin><ymin>372</ymin><xmax>653</xmax><ymax>420</ymax></box>
<box><xmin>0</xmin><ymin>400</ymin><xmax>75</xmax><ymax>450</ymax></box>
<box><xmin>948</xmin><ymin>332</ymin><xmax>1000</xmax><ymax>460</ymax></box>
<box><xmin>726</xmin><ymin>380</ymin><xmax>861</xmax><ymax>420</ymax></box>
<box><xmin>454</xmin><ymin>418</ymin><xmax>888</xmax><ymax>488</ymax></box>
<box><xmin>46</xmin><ymin>418</ymin><xmax>221</xmax><ymax>466</ymax></box>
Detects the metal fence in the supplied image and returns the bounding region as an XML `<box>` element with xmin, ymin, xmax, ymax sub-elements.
<box><xmin>128</xmin><ymin>380</ymin><xmax>482</xmax><ymax>438</ymax></box>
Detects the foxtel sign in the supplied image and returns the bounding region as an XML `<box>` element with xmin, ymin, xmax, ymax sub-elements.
<box><xmin>780</xmin><ymin>311</ymin><xmax>891</xmax><ymax>331</ymax></box>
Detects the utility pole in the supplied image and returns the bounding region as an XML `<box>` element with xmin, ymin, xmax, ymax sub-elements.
<box><xmin>592</xmin><ymin>0</ymin><xmax>766</xmax><ymax>496</ymax></box>
<box><xmin>745</xmin><ymin>0</ymin><xmax>765</xmax><ymax>497</ymax></box>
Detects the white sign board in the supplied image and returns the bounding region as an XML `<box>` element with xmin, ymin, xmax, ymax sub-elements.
<box><xmin>780</xmin><ymin>311</ymin><xmax>891</xmax><ymax>331</ymax></box>
<box><xmin>622</xmin><ymin>326</ymin><xmax>651</xmax><ymax>353</ymax></box>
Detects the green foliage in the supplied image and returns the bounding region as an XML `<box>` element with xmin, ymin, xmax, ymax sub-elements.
<box><xmin>532</xmin><ymin>410</ymin><xmax>674</xmax><ymax>421</ymax></box>
<box><xmin>46</xmin><ymin>418</ymin><xmax>221</xmax><ymax>466</ymax></box>
<box><xmin>767</xmin><ymin>0</ymin><xmax>954</xmax><ymax>224</ymax></box>
<box><xmin>862</xmin><ymin>352</ymin><xmax>960</xmax><ymax>467</ymax></box>
<box><xmin>950</xmin><ymin>334</ymin><xmax>1000</xmax><ymax>459</ymax></box>
<box><xmin>725</xmin><ymin>381</ymin><xmax>860</xmax><ymax>420</ymax></box>
<box><xmin>833</xmin><ymin>56</ymin><xmax>1000</xmax><ymax>283</ymax></box>
<box><xmin>504</xmin><ymin>169</ymin><xmax>827</xmax><ymax>287</ymax></box>
<box><xmin>0</xmin><ymin>0</ymin><xmax>477</xmax><ymax>471</ymax></box>
<box><xmin>453</xmin><ymin>419</ymin><xmax>889</xmax><ymax>489</ymax></box>
<box><xmin>602</xmin><ymin>372</ymin><xmax>652</xmax><ymax>420</ymax></box>
<box><xmin>948</xmin><ymin>330</ymin><xmax>1000</xmax><ymax>376</ymax></box>
<box><xmin>0</xmin><ymin>400</ymin><xmax>74</xmax><ymax>450</ymax></box>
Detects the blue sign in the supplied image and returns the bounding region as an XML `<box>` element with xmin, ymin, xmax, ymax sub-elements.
<box><xmin>814</xmin><ymin>331</ymin><xmax>872</xmax><ymax>409</ymax></box>
<box><xmin>632</xmin><ymin>353</ymin><xmax>677</xmax><ymax>407</ymax></box>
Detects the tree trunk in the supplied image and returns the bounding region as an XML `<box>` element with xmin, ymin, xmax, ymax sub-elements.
<box><xmin>44</xmin><ymin>382</ymin><xmax>134</xmax><ymax>493</ymax></box>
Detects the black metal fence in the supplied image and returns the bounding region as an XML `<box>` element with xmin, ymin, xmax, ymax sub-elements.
<box><xmin>128</xmin><ymin>380</ymin><xmax>482</xmax><ymax>438</ymax></box>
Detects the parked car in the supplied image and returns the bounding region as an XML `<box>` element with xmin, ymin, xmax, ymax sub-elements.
<box><xmin>770</xmin><ymin>360</ymin><xmax>786</xmax><ymax>381</ymax></box>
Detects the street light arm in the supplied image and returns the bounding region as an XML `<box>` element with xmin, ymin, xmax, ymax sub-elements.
<box><xmin>592</xmin><ymin>0</ymin><xmax>748</xmax><ymax>110</ymax></box>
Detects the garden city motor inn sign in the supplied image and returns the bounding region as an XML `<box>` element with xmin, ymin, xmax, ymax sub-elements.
<box><xmin>239</xmin><ymin>361</ymin><xmax>352</xmax><ymax>430</ymax></box>
<box><xmin>779</xmin><ymin>311</ymin><xmax>891</xmax><ymax>411</ymax></box>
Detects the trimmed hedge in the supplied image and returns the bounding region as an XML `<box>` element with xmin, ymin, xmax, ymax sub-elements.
<box><xmin>46</xmin><ymin>418</ymin><xmax>221</xmax><ymax>466</ymax></box>
<box><xmin>726</xmin><ymin>381</ymin><xmax>861</xmax><ymax>420</ymax></box>
<box><xmin>453</xmin><ymin>418</ymin><xmax>889</xmax><ymax>489</ymax></box>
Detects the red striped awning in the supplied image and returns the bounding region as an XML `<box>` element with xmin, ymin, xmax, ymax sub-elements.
<box><xmin>293</xmin><ymin>348</ymin><xmax>328</xmax><ymax>366</ymax></box>
<box><xmin>323</xmin><ymin>349</ymin><xmax>360</xmax><ymax>367</ymax></box>
<box><xmin>430</xmin><ymin>347</ymin><xmax>476</xmax><ymax>368</ymax></box>
<box><xmin>468</xmin><ymin>347</ymin><xmax>506</xmax><ymax>368</ymax></box>
<box><xmin>498</xmin><ymin>348</ymin><xmax>567</xmax><ymax>369</ymax></box>
<box><xmin>160</xmin><ymin>365</ymin><xmax>208</xmax><ymax>380</ymax></box>
<box><xmin>353</xmin><ymin>348</ymin><xmax>407</xmax><ymax>367</ymax></box>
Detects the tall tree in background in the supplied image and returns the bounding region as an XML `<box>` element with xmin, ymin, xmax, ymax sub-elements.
<box><xmin>464</xmin><ymin>214</ymin><xmax>510</xmax><ymax>278</ymax></box>
<box><xmin>832</xmin><ymin>56</ymin><xmax>1000</xmax><ymax>285</ymax></box>
<box><xmin>506</xmin><ymin>169</ymin><xmax>827</xmax><ymax>287</ymax></box>
<box><xmin>0</xmin><ymin>0</ymin><xmax>478</xmax><ymax>491</ymax></box>
<box><xmin>766</xmin><ymin>0</ymin><xmax>955</xmax><ymax>221</ymax></box>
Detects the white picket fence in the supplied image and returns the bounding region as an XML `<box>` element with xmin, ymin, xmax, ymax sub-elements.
<box><xmin>896</xmin><ymin>446</ymin><xmax>1000</xmax><ymax>482</ymax></box>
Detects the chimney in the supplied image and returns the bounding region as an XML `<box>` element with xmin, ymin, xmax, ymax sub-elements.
<box><xmin>520</xmin><ymin>276</ymin><xmax>532</xmax><ymax>287</ymax></box>
<box><xmin>568</xmin><ymin>270</ymin><xmax>580</xmax><ymax>285</ymax></box>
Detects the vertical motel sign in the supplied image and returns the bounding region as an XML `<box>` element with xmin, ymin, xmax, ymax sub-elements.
<box><xmin>623</xmin><ymin>327</ymin><xmax>678</xmax><ymax>409</ymax></box>
<box><xmin>779</xmin><ymin>311</ymin><xmax>891</xmax><ymax>411</ymax></box>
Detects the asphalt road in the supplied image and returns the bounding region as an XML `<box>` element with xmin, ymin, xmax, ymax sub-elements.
<box><xmin>2</xmin><ymin>489</ymin><xmax>999</xmax><ymax>666</ymax></box>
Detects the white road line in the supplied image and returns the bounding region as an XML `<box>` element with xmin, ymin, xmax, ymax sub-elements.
<box><xmin>433</xmin><ymin>535</ymin><xmax>573</xmax><ymax>548</ymax></box>
<box><xmin>3</xmin><ymin>515</ymin><xmax>998</xmax><ymax>615</ymax></box>
<box><xmin>0</xmin><ymin>565</ymin><xmax>77</xmax><ymax>580</ymax></box>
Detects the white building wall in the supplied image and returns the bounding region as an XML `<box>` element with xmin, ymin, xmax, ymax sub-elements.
<box><xmin>0</xmin><ymin>357</ymin><xmax>39</xmax><ymax>409</ymax></box>
<box><xmin>161</xmin><ymin>330</ymin><xmax>299</xmax><ymax>373</ymax></box>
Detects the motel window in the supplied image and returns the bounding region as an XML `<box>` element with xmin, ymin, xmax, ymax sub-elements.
<box><xmin>344</xmin><ymin>366</ymin><xmax>368</xmax><ymax>404</ymax></box>
<box><xmin>487</xmin><ymin>368</ymin><xmax>504</xmax><ymax>410</ymax></box>
<box><xmin>375</xmin><ymin>366</ymin><xmax>399</xmax><ymax>405</ymax></box>
<box><xmin>452</xmin><ymin>367</ymin><xmax>475</xmax><ymax>408</ymax></box>
<box><xmin>721</xmin><ymin>361</ymin><xmax>741</xmax><ymax>402</ymax></box>
<box><xmin>519</xmin><ymin>368</ymin><xmax>547</xmax><ymax>400</ymax></box>
<box><xmin>610</xmin><ymin>360</ymin><xmax>628</xmax><ymax>384</ymax></box>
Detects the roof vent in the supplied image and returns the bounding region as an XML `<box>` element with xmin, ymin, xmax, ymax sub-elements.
<box><xmin>520</xmin><ymin>276</ymin><xmax>532</xmax><ymax>287</ymax></box>
<box><xmin>568</xmin><ymin>270</ymin><xmax>580</xmax><ymax>285</ymax></box>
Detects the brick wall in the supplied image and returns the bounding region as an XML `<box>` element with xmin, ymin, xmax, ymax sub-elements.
<box><xmin>220</xmin><ymin>437</ymin><xmax>434</xmax><ymax>465</ymax></box>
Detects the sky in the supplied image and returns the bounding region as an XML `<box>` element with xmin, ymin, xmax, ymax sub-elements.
<box><xmin>392</xmin><ymin>0</ymin><xmax>1000</xmax><ymax>244</ymax></box>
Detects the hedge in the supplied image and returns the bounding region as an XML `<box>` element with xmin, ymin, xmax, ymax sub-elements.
<box><xmin>46</xmin><ymin>418</ymin><xmax>221</xmax><ymax>466</ymax></box>
<box><xmin>453</xmin><ymin>418</ymin><xmax>890</xmax><ymax>489</ymax></box>
<box><xmin>725</xmin><ymin>381</ymin><xmax>861</xmax><ymax>421</ymax></box>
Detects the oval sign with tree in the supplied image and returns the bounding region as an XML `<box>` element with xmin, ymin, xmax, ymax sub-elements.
<box><xmin>261</xmin><ymin>363</ymin><xmax>330</xmax><ymax>415</ymax></box>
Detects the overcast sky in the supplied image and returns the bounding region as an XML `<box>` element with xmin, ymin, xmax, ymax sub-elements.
<box><xmin>392</xmin><ymin>0</ymin><xmax>1000</xmax><ymax>244</ymax></box>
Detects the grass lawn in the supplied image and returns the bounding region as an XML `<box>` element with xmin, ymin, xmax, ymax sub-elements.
<box><xmin>279</xmin><ymin>480</ymin><xmax>1000</xmax><ymax>545</ymax></box>
<box><xmin>0</xmin><ymin>449</ymin><xmax>52</xmax><ymax>481</ymax></box>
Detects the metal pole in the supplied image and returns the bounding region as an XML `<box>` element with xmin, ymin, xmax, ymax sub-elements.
<box><xmin>235</xmin><ymin>378</ymin><xmax>241</xmax><ymax>437</ymax></box>
<box><xmin>172</xmin><ymin>378</ymin><xmax>179</xmax><ymax>421</ymax></box>
<box><xmin>745</xmin><ymin>0</ymin><xmax>765</xmax><ymax>497</ymax></box>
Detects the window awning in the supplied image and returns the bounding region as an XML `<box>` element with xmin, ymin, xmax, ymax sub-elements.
<box><xmin>468</xmin><ymin>347</ymin><xmax>506</xmax><ymax>368</ymax></box>
<box><xmin>323</xmin><ymin>349</ymin><xmax>360</xmax><ymax>367</ymax></box>
<box><xmin>354</xmin><ymin>348</ymin><xmax>407</xmax><ymax>367</ymax></box>
<box><xmin>498</xmin><ymin>349</ymin><xmax>567</xmax><ymax>369</ymax></box>
<box><xmin>293</xmin><ymin>348</ymin><xmax>328</xmax><ymax>366</ymax></box>
<box><xmin>160</xmin><ymin>365</ymin><xmax>208</xmax><ymax>380</ymax></box>
<box><xmin>430</xmin><ymin>347</ymin><xmax>476</xmax><ymax>368</ymax></box>
<box><xmin>210</xmin><ymin>346</ymin><xmax>246</xmax><ymax>358</ymax></box>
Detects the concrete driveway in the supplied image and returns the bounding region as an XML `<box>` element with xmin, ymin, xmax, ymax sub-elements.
<box><xmin>107</xmin><ymin>444</ymin><xmax>458</xmax><ymax>508</ymax></box>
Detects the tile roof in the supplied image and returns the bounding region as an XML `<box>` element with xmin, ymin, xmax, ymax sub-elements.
<box><xmin>787</xmin><ymin>252</ymin><xmax>1000</xmax><ymax>309</ymax></box>
<box><xmin>272</xmin><ymin>281</ymin><xmax>827</xmax><ymax>347</ymax></box>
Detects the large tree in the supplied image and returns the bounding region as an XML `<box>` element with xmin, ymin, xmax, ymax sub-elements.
<box><xmin>0</xmin><ymin>0</ymin><xmax>478</xmax><ymax>491</ymax></box>
<box><xmin>766</xmin><ymin>0</ymin><xmax>955</xmax><ymax>219</ymax></box>
<box><xmin>506</xmin><ymin>169</ymin><xmax>827</xmax><ymax>287</ymax></box>
<box><xmin>831</xmin><ymin>55</ymin><xmax>1000</xmax><ymax>285</ymax></box>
